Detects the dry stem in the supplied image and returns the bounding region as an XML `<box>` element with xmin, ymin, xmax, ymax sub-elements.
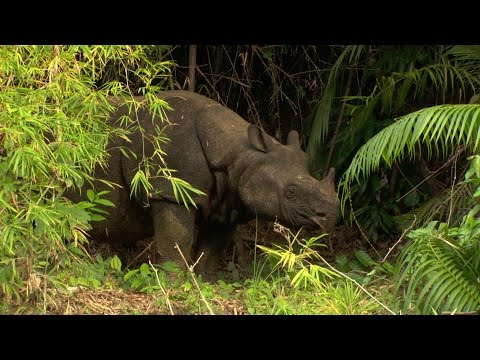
<box><xmin>149</xmin><ymin>261</ymin><xmax>174</xmax><ymax>315</ymax></box>
<box><xmin>174</xmin><ymin>243</ymin><xmax>214</xmax><ymax>315</ymax></box>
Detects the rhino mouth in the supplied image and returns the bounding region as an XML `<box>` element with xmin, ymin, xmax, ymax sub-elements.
<box><xmin>308</xmin><ymin>214</ymin><xmax>328</xmax><ymax>232</ymax></box>
<box><xmin>284</xmin><ymin>208</ymin><xmax>325</xmax><ymax>232</ymax></box>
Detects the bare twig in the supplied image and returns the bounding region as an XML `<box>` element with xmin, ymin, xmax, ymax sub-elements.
<box><xmin>396</xmin><ymin>147</ymin><xmax>465</xmax><ymax>203</ymax></box>
<box><xmin>195</xmin><ymin>66</ymin><xmax>224</xmax><ymax>104</ymax></box>
<box><xmin>447</xmin><ymin>153</ymin><xmax>460</xmax><ymax>226</ymax></box>
<box><xmin>174</xmin><ymin>243</ymin><xmax>214</xmax><ymax>315</ymax></box>
<box><xmin>148</xmin><ymin>261</ymin><xmax>174</xmax><ymax>315</ymax></box>
<box><xmin>198</xmin><ymin>72</ymin><xmax>251</xmax><ymax>88</ymax></box>
<box><xmin>417</xmin><ymin>158</ymin><xmax>440</xmax><ymax>196</ymax></box>
<box><xmin>126</xmin><ymin>241</ymin><xmax>154</xmax><ymax>269</ymax></box>
<box><xmin>347</xmin><ymin>187</ymin><xmax>381</xmax><ymax>258</ymax></box>
<box><xmin>318</xmin><ymin>256</ymin><xmax>396</xmax><ymax>315</ymax></box>
<box><xmin>382</xmin><ymin>215</ymin><xmax>417</xmax><ymax>263</ymax></box>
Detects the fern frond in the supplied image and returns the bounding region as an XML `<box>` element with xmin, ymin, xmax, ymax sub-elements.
<box><xmin>340</xmin><ymin>104</ymin><xmax>480</xmax><ymax>212</ymax></box>
<box><xmin>395</xmin><ymin>223</ymin><xmax>480</xmax><ymax>314</ymax></box>
<box><xmin>345</xmin><ymin>60</ymin><xmax>480</xmax><ymax>144</ymax></box>
<box><xmin>446</xmin><ymin>45</ymin><xmax>480</xmax><ymax>62</ymax></box>
<box><xmin>445</xmin><ymin>45</ymin><xmax>480</xmax><ymax>83</ymax></box>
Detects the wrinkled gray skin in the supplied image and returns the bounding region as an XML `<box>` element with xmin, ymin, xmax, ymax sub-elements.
<box><xmin>70</xmin><ymin>90</ymin><xmax>340</xmax><ymax>275</ymax></box>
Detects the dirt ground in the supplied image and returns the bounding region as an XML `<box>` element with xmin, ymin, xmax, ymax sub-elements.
<box><xmin>42</xmin><ymin>287</ymin><xmax>248</xmax><ymax>315</ymax></box>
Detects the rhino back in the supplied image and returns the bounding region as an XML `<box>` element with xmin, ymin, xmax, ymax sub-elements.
<box><xmin>107</xmin><ymin>90</ymin><xmax>260</xmax><ymax>221</ymax></box>
<box><xmin>161</xmin><ymin>90</ymin><xmax>253</xmax><ymax>169</ymax></box>
<box><xmin>117</xmin><ymin>91</ymin><xmax>218</xmax><ymax>213</ymax></box>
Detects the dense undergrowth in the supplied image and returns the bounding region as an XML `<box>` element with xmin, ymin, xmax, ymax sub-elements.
<box><xmin>1</xmin><ymin>222</ymin><xmax>399</xmax><ymax>315</ymax></box>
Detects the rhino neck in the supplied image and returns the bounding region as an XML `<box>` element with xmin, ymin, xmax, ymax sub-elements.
<box><xmin>206</xmin><ymin>150</ymin><xmax>275</xmax><ymax>225</ymax></box>
<box><xmin>234</xmin><ymin>151</ymin><xmax>281</xmax><ymax>222</ymax></box>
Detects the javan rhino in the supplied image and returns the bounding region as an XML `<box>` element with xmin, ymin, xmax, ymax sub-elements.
<box><xmin>72</xmin><ymin>90</ymin><xmax>340</xmax><ymax>274</ymax></box>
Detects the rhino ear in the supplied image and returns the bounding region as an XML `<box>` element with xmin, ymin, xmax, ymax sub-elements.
<box><xmin>286</xmin><ymin>130</ymin><xmax>300</xmax><ymax>148</ymax></box>
<box><xmin>248</xmin><ymin>125</ymin><xmax>269</xmax><ymax>153</ymax></box>
<box><xmin>320</xmin><ymin>167</ymin><xmax>337</xmax><ymax>196</ymax></box>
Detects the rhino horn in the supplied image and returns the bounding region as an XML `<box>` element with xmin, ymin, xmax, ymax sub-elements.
<box><xmin>320</xmin><ymin>167</ymin><xmax>336</xmax><ymax>196</ymax></box>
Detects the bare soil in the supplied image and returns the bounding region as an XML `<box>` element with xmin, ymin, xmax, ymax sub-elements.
<box><xmin>41</xmin><ymin>287</ymin><xmax>247</xmax><ymax>315</ymax></box>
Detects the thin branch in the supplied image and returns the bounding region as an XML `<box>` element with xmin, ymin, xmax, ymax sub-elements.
<box><xmin>148</xmin><ymin>261</ymin><xmax>174</xmax><ymax>315</ymax></box>
<box><xmin>447</xmin><ymin>153</ymin><xmax>460</xmax><ymax>226</ymax></box>
<box><xmin>318</xmin><ymin>254</ymin><xmax>396</xmax><ymax>315</ymax></box>
<box><xmin>396</xmin><ymin>147</ymin><xmax>465</xmax><ymax>203</ymax></box>
<box><xmin>382</xmin><ymin>215</ymin><xmax>417</xmax><ymax>263</ymax></box>
<box><xmin>174</xmin><ymin>243</ymin><xmax>214</xmax><ymax>315</ymax></box>
<box><xmin>126</xmin><ymin>240</ymin><xmax>154</xmax><ymax>269</ymax></box>
<box><xmin>347</xmin><ymin>188</ymin><xmax>381</xmax><ymax>258</ymax></box>
<box><xmin>417</xmin><ymin>157</ymin><xmax>440</xmax><ymax>196</ymax></box>
<box><xmin>195</xmin><ymin>66</ymin><xmax>222</xmax><ymax>104</ymax></box>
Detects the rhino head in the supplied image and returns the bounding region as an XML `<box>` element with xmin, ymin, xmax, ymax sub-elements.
<box><xmin>238</xmin><ymin>125</ymin><xmax>340</xmax><ymax>233</ymax></box>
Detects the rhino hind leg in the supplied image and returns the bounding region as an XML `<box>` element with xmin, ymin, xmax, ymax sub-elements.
<box><xmin>150</xmin><ymin>200</ymin><xmax>196</xmax><ymax>266</ymax></box>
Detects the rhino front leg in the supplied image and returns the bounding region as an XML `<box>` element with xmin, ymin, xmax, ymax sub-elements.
<box><xmin>150</xmin><ymin>200</ymin><xmax>196</xmax><ymax>267</ymax></box>
<box><xmin>194</xmin><ymin>223</ymin><xmax>236</xmax><ymax>277</ymax></box>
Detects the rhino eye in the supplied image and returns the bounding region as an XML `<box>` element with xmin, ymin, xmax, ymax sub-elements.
<box><xmin>284</xmin><ymin>184</ymin><xmax>297</xmax><ymax>199</ymax></box>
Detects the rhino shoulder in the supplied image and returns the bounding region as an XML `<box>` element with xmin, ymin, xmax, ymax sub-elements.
<box><xmin>194</xmin><ymin>105</ymin><xmax>250</xmax><ymax>169</ymax></box>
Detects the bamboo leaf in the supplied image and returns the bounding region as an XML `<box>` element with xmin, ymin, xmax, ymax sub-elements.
<box><xmin>86</xmin><ymin>189</ymin><xmax>95</xmax><ymax>202</ymax></box>
<box><xmin>93</xmin><ymin>198</ymin><xmax>115</xmax><ymax>207</ymax></box>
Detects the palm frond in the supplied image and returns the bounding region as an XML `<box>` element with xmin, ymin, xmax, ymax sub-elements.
<box><xmin>446</xmin><ymin>45</ymin><xmax>480</xmax><ymax>62</ymax></box>
<box><xmin>345</xmin><ymin>60</ymin><xmax>480</xmax><ymax>143</ymax></box>
<box><xmin>395</xmin><ymin>222</ymin><xmax>480</xmax><ymax>314</ymax></box>
<box><xmin>340</xmin><ymin>104</ymin><xmax>480</xmax><ymax>212</ymax></box>
<box><xmin>445</xmin><ymin>45</ymin><xmax>480</xmax><ymax>82</ymax></box>
<box><xmin>307</xmin><ymin>45</ymin><xmax>366</xmax><ymax>164</ymax></box>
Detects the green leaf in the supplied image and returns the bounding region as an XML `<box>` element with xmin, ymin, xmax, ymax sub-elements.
<box><xmin>68</xmin><ymin>243</ymin><xmax>87</xmax><ymax>257</ymax></box>
<box><xmin>94</xmin><ymin>198</ymin><xmax>115</xmax><ymax>207</ymax></box>
<box><xmin>140</xmin><ymin>263</ymin><xmax>150</xmax><ymax>277</ymax></box>
<box><xmin>110</xmin><ymin>255</ymin><xmax>122</xmax><ymax>272</ymax></box>
<box><xmin>131</xmin><ymin>278</ymin><xmax>144</xmax><ymax>289</ymax></box>
<box><xmin>381</xmin><ymin>262</ymin><xmax>395</xmax><ymax>274</ymax></box>
<box><xmin>88</xmin><ymin>206</ymin><xmax>110</xmax><ymax>214</ymax></box>
<box><xmin>89</xmin><ymin>214</ymin><xmax>106</xmax><ymax>222</ymax></box>
<box><xmin>76</xmin><ymin>201</ymin><xmax>96</xmax><ymax>209</ymax></box>
<box><xmin>335</xmin><ymin>255</ymin><xmax>350</xmax><ymax>272</ymax></box>
<box><xmin>341</xmin><ymin>104</ymin><xmax>480</xmax><ymax>212</ymax></box>
<box><xmin>123</xmin><ymin>269</ymin><xmax>140</xmax><ymax>281</ymax></box>
<box><xmin>87</xmin><ymin>189</ymin><xmax>95</xmax><ymax>202</ymax></box>
<box><xmin>160</xmin><ymin>261</ymin><xmax>181</xmax><ymax>273</ymax></box>
<box><xmin>355</xmin><ymin>250</ymin><xmax>377</xmax><ymax>268</ymax></box>
<box><xmin>348</xmin><ymin>259</ymin><xmax>364</xmax><ymax>271</ymax></box>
